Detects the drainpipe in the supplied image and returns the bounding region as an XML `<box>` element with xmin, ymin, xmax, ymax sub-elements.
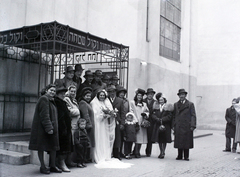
<box><xmin>189</xmin><ymin>0</ymin><xmax>193</xmax><ymax>101</ymax></box>
<box><xmin>146</xmin><ymin>0</ymin><xmax>150</xmax><ymax>42</ymax></box>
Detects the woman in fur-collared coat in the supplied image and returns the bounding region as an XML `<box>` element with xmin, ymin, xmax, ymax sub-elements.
<box><xmin>29</xmin><ymin>84</ymin><xmax>61</xmax><ymax>174</ymax></box>
<box><xmin>151</xmin><ymin>93</ymin><xmax>173</xmax><ymax>159</ymax></box>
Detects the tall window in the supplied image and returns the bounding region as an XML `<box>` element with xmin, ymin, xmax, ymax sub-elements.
<box><xmin>160</xmin><ymin>0</ymin><xmax>181</xmax><ymax>61</ymax></box>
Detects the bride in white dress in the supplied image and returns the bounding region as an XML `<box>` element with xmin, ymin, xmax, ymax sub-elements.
<box><xmin>90</xmin><ymin>89</ymin><xmax>133</xmax><ymax>169</ymax></box>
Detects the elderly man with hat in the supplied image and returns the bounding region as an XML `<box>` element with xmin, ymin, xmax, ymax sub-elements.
<box><xmin>107</xmin><ymin>85</ymin><xmax>125</xmax><ymax>160</ymax></box>
<box><xmin>173</xmin><ymin>88</ymin><xmax>197</xmax><ymax>161</ymax></box>
<box><xmin>54</xmin><ymin>66</ymin><xmax>77</xmax><ymax>90</ymax></box>
<box><xmin>143</xmin><ymin>88</ymin><xmax>156</xmax><ymax>157</ymax></box>
<box><xmin>111</xmin><ymin>74</ymin><xmax>121</xmax><ymax>90</ymax></box>
<box><xmin>91</xmin><ymin>70</ymin><xmax>107</xmax><ymax>98</ymax></box>
<box><xmin>73</xmin><ymin>64</ymin><xmax>84</xmax><ymax>89</ymax></box>
<box><xmin>76</xmin><ymin>70</ymin><xmax>94</xmax><ymax>102</ymax></box>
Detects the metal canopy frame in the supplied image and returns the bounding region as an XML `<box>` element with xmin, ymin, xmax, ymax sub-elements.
<box><xmin>0</xmin><ymin>21</ymin><xmax>129</xmax><ymax>132</ymax></box>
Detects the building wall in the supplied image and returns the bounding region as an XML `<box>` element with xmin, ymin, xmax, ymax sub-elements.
<box><xmin>0</xmin><ymin>0</ymin><xmax>196</xmax><ymax>131</ymax></box>
<box><xmin>192</xmin><ymin>0</ymin><xmax>240</xmax><ymax>129</ymax></box>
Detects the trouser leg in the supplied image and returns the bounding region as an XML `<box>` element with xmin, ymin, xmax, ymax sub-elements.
<box><xmin>184</xmin><ymin>149</ymin><xmax>189</xmax><ymax>159</ymax></box>
<box><xmin>177</xmin><ymin>149</ymin><xmax>183</xmax><ymax>159</ymax></box>
<box><xmin>226</xmin><ymin>137</ymin><xmax>231</xmax><ymax>150</ymax></box>
<box><xmin>232</xmin><ymin>138</ymin><xmax>237</xmax><ymax>150</ymax></box>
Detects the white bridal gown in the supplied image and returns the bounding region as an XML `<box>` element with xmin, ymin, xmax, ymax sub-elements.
<box><xmin>90</xmin><ymin>96</ymin><xmax>133</xmax><ymax>169</ymax></box>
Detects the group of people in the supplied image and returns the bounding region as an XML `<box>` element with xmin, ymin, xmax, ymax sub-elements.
<box><xmin>28</xmin><ymin>64</ymin><xmax>197</xmax><ymax>174</ymax></box>
<box><xmin>223</xmin><ymin>97</ymin><xmax>240</xmax><ymax>153</ymax></box>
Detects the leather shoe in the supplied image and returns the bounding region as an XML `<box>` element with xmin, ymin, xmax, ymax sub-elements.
<box><xmin>40</xmin><ymin>167</ymin><xmax>50</xmax><ymax>174</ymax></box>
<box><xmin>176</xmin><ymin>157</ymin><xmax>182</xmax><ymax>160</ymax></box>
<box><xmin>77</xmin><ymin>163</ymin><xmax>84</xmax><ymax>168</ymax></box>
<box><xmin>232</xmin><ymin>149</ymin><xmax>236</xmax><ymax>153</ymax></box>
<box><xmin>81</xmin><ymin>163</ymin><xmax>87</xmax><ymax>167</ymax></box>
<box><xmin>222</xmin><ymin>149</ymin><xmax>231</xmax><ymax>152</ymax></box>
<box><xmin>146</xmin><ymin>154</ymin><xmax>151</xmax><ymax>157</ymax></box>
<box><xmin>50</xmin><ymin>166</ymin><xmax>62</xmax><ymax>173</ymax></box>
<box><xmin>135</xmin><ymin>154</ymin><xmax>141</xmax><ymax>158</ymax></box>
<box><xmin>184</xmin><ymin>158</ymin><xmax>189</xmax><ymax>161</ymax></box>
<box><xmin>66</xmin><ymin>162</ymin><xmax>77</xmax><ymax>167</ymax></box>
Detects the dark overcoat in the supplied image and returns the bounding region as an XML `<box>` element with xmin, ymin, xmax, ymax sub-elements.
<box><xmin>79</xmin><ymin>99</ymin><xmax>95</xmax><ymax>147</ymax></box>
<box><xmin>173</xmin><ymin>100</ymin><xmax>196</xmax><ymax>149</ymax></box>
<box><xmin>29</xmin><ymin>95</ymin><xmax>59</xmax><ymax>151</ymax></box>
<box><xmin>54</xmin><ymin>97</ymin><xmax>73</xmax><ymax>154</ymax></box>
<box><xmin>151</xmin><ymin>102</ymin><xmax>173</xmax><ymax>143</ymax></box>
<box><xmin>225</xmin><ymin>106</ymin><xmax>236</xmax><ymax>138</ymax></box>
<box><xmin>109</xmin><ymin>97</ymin><xmax>125</xmax><ymax>148</ymax></box>
<box><xmin>143</xmin><ymin>98</ymin><xmax>156</xmax><ymax>143</ymax></box>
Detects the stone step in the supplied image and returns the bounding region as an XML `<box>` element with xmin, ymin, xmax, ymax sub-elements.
<box><xmin>0</xmin><ymin>149</ymin><xmax>30</xmax><ymax>165</ymax></box>
<box><xmin>0</xmin><ymin>141</ymin><xmax>30</xmax><ymax>154</ymax></box>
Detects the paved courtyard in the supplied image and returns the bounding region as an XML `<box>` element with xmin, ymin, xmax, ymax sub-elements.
<box><xmin>0</xmin><ymin>130</ymin><xmax>240</xmax><ymax>177</ymax></box>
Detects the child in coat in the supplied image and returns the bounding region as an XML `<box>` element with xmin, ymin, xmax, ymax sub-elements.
<box><xmin>73</xmin><ymin>118</ymin><xmax>90</xmax><ymax>168</ymax></box>
<box><xmin>124</xmin><ymin>112</ymin><xmax>140</xmax><ymax>159</ymax></box>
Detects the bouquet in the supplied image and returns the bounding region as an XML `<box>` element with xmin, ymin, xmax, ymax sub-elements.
<box><xmin>101</xmin><ymin>107</ymin><xmax>118</xmax><ymax>120</ymax></box>
<box><xmin>140</xmin><ymin>113</ymin><xmax>150</xmax><ymax>128</ymax></box>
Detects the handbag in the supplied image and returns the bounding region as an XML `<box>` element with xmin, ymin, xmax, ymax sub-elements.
<box><xmin>159</xmin><ymin>119</ymin><xmax>166</xmax><ymax>132</ymax></box>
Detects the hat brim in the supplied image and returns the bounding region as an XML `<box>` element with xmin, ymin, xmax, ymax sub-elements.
<box><xmin>147</xmin><ymin>91</ymin><xmax>156</xmax><ymax>94</ymax></box>
<box><xmin>177</xmin><ymin>92</ymin><xmax>188</xmax><ymax>95</ymax></box>
<box><xmin>56</xmin><ymin>88</ymin><xmax>68</xmax><ymax>94</ymax></box>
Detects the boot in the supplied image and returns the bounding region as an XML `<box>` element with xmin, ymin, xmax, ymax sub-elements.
<box><xmin>58</xmin><ymin>155</ymin><xmax>70</xmax><ymax>172</ymax></box>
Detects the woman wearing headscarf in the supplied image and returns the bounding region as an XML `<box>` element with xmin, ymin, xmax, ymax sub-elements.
<box><xmin>130</xmin><ymin>88</ymin><xmax>149</xmax><ymax>158</ymax></box>
<box><xmin>29</xmin><ymin>84</ymin><xmax>62</xmax><ymax>174</ymax></box>
<box><xmin>78</xmin><ymin>87</ymin><xmax>95</xmax><ymax>162</ymax></box>
<box><xmin>151</xmin><ymin>93</ymin><xmax>173</xmax><ymax>159</ymax></box>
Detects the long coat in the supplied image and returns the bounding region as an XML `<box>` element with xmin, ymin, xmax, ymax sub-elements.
<box><xmin>130</xmin><ymin>101</ymin><xmax>149</xmax><ymax>144</ymax></box>
<box><xmin>225</xmin><ymin>106</ymin><xmax>236</xmax><ymax>138</ymax></box>
<box><xmin>109</xmin><ymin>97</ymin><xmax>125</xmax><ymax>148</ymax></box>
<box><xmin>29</xmin><ymin>95</ymin><xmax>59</xmax><ymax>151</ymax></box>
<box><xmin>79</xmin><ymin>99</ymin><xmax>95</xmax><ymax>147</ymax></box>
<box><xmin>143</xmin><ymin>98</ymin><xmax>155</xmax><ymax>143</ymax></box>
<box><xmin>173</xmin><ymin>99</ymin><xmax>196</xmax><ymax>149</ymax></box>
<box><xmin>54</xmin><ymin>97</ymin><xmax>73</xmax><ymax>154</ymax></box>
<box><xmin>151</xmin><ymin>102</ymin><xmax>173</xmax><ymax>143</ymax></box>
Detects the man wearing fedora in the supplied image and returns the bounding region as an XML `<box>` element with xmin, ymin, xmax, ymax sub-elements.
<box><xmin>73</xmin><ymin>64</ymin><xmax>84</xmax><ymax>98</ymax></box>
<box><xmin>91</xmin><ymin>70</ymin><xmax>107</xmax><ymax>98</ymax></box>
<box><xmin>143</xmin><ymin>88</ymin><xmax>156</xmax><ymax>157</ymax></box>
<box><xmin>107</xmin><ymin>85</ymin><xmax>125</xmax><ymax>160</ymax></box>
<box><xmin>111</xmin><ymin>74</ymin><xmax>121</xmax><ymax>90</ymax></box>
<box><xmin>76</xmin><ymin>70</ymin><xmax>94</xmax><ymax>102</ymax></box>
<box><xmin>173</xmin><ymin>89</ymin><xmax>196</xmax><ymax>161</ymax></box>
<box><xmin>54</xmin><ymin>66</ymin><xmax>77</xmax><ymax>90</ymax></box>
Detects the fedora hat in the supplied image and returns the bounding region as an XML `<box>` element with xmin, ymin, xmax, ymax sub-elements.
<box><xmin>112</xmin><ymin>74</ymin><xmax>119</xmax><ymax>80</ymax></box>
<box><xmin>83</xmin><ymin>70</ymin><xmax>94</xmax><ymax>78</ymax></box>
<box><xmin>75</xmin><ymin>64</ymin><xmax>84</xmax><ymax>71</ymax></box>
<box><xmin>177</xmin><ymin>88</ymin><xmax>188</xmax><ymax>95</ymax></box>
<box><xmin>107</xmin><ymin>85</ymin><xmax>117</xmax><ymax>92</ymax></box>
<box><xmin>146</xmin><ymin>88</ymin><xmax>156</xmax><ymax>94</ymax></box>
<box><xmin>117</xmin><ymin>86</ymin><xmax>127</xmax><ymax>94</ymax></box>
<box><xmin>80</xmin><ymin>87</ymin><xmax>92</xmax><ymax>97</ymax></box>
<box><xmin>94</xmin><ymin>70</ymin><xmax>103</xmax><ymax>76</ymax></box>
<box><xmin>135</xmin><ymin>88</ymin><xmax>146</xmax><ymax>95</ymax></box>
<box><xmin>56</xmin><ymin>86</ymin><xmax>68</xmax><ymax>94</ymax></box>
<box><xmin>63</xmin><ymin>66</ymin><xmax>74</xmax><ymax>74</ymax></box>
<box><xmin>103</xmin><ymin>74</ymin><xmax>111</xmax><ymax>80</ymax></box>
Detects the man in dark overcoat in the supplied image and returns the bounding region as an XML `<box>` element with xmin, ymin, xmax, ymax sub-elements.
<box><xmin>143</xmin><ymin>88</ymin><xmax>156</xmax><ymax>157</ymax></box>
<box><xmin>223</xmin><ymin>98</ymin><xmax>237</xmax><ymax>152</ymax></box>
<box><xmin>173</xmin><ymin>88</ymin><xmax>196</xmax><ymax>161</ymax></box>
<box><xmin>107</xmin><ymin>85</ymin><xmax>125</xmax><ymax>160</ymax></box>
<box><xmin>54</xmin><ymin>66</ymin><xmax>77</xmax><ymax>89</ymax></box>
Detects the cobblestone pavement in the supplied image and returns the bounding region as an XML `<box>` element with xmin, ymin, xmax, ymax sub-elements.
<box><xmin>0</xmin><ymin>130</ymin><xmax>240</xmax><ymax>177</ymax></box>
